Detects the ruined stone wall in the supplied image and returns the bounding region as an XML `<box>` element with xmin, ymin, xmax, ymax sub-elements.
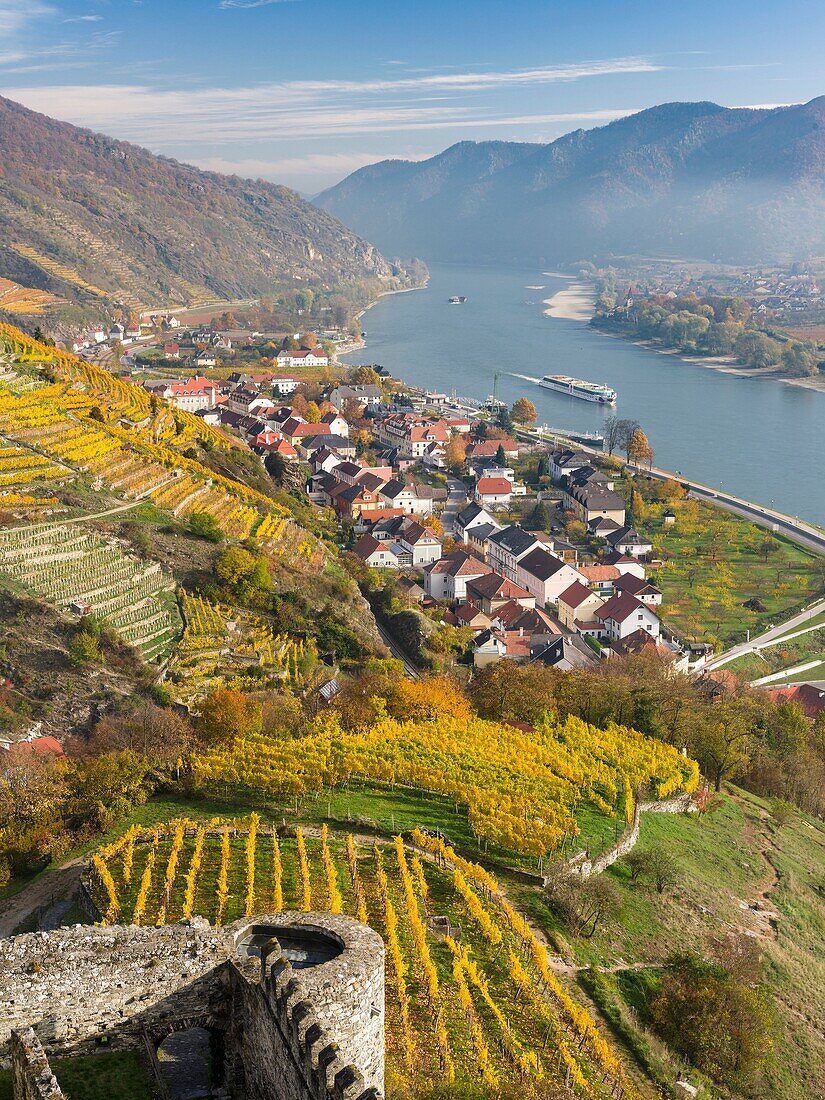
<box><xmin>10</xmin><ymin>1029</ymin><xmax>65</xmax><ymax>1100</ymax></box>
<box><xmin>0</xmin><ymin>919</ymin><xmax>231</xmax><ymax>1059</ymax></box>
<box><xmin>0</xmin><ymin>912</ymin><xmax>385</xmax><ymax>1100</ymax></box>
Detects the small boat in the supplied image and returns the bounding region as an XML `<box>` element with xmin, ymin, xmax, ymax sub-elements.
<box><xmin>448</xmin><ymin>296</ymin><xmax>468</xmax><ymax>304</ymax></box>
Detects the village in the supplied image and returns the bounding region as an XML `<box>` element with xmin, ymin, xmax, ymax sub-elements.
<box><xmin>107</xmin><ymin>324</ymin><xmax>695</xmax><ymax>675</ymax></box>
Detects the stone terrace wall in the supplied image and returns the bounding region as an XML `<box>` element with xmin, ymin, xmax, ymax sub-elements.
<box><xmin>565</xmin><ymin>791</ymin><xmax>695</xmax><ymax>880</ymax></box>
<box><xmin>10</xmin><ymin>1029</ymin><xmax>66</xmax><ymax>1100</ymax></box>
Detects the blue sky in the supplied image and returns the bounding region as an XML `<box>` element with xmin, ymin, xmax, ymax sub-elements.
<box><xmin>1</xmin><ymin>0</ymin><xmax>823</xmax><ymax>191</ymax></box>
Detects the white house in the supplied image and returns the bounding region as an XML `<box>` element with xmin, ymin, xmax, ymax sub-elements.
<box><xmin>516</xmin><ymin>547</ymin><xmax>584</xmax><ymax>607</ymax></box>
<box><xmin>272</xmin><ymin>376</ymin><xmax>300</xmax><ymax>396</ymax></box>
<box><xmin>276</xmin><ymin>348</ymin><xmax>329</xmax><ymax>368</ymax></box>
<box><xmin>474</xmin><ymin>477</ymin><xmax>512</xmax><ymax>508</ymax></box>
<box><xmin>424</xmin><ymin>551</ymin><xmax>494</xmax><ymax>602</ymax></box>
<box><xmin>397</xmin><ymin>521</ymin><xmax>443</xmax><ymax>566</ymax></box>
<box><xmin>454</xmin><ymin>503</ymin><xmax>499</xmax><ymax>543</ymax></box>
<box><xmin>595</xmin><ymin>592</ymin><xmax>660</xmax><ymax>641</ymax></box>
<box><xmin>485</xmin><ymin>526</ymin><xmax>543</xmax><ymax>582</ymax></box>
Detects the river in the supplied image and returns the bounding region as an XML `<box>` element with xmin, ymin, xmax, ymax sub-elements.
<box><xmin>342</xmin><ymin>262</ymin><xmax>825</xmax><ymax>525</ymax></box>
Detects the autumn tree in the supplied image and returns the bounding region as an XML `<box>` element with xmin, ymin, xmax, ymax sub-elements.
<box><xmin>511</xmin><ymin>397</ymin><xmax>537</xmax><ymax>425</ymax></box>
<box><xmin>87</xmin><ymin>703</ymin><xmax>195</xmax><ymax>767</ymax></box>
<box><xmin>444</xmin><ymin>433</ymin><xmax>468</xmax><ymax>473</ymax></box>
<box><xmin>300</xmin><ymin>332</ymin><xmax>318</xmax><ymax>349</ymax></box>
<box><xmin>303</xmin><ymin>401</ymin><xmax>322</xmax><ymax>423</ymax></box>
<box><xmin>627</xmin><ymin>428</ymin><xmax>654</xmax><ymax>467</ymax></box>
<box><xmin>650</xmin><ymin>953</ymin><xmax>773</xmax><ymax>1088</ymax></box>
<box><xmin>604</xmin><ymin>416</ymin><xmax>639</xmax><ymax>457</ymax></box>
<box><xmin>197</xmin><ymin>687</ymin><xmax>263</xmax><ymax>744</ymax></box>
<box><xmin>215</xmin><ymin>547</ymin><xmax>271</xmax><ymax>603</ymax></box>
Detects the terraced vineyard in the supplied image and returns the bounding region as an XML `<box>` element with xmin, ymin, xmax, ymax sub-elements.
<box><xmin>0</xmin><ymin>276</ymin><xmax>62</xmax><ymax>316</ymax></box>
<box><xmin>0</xmin><ymin>325</ymin><xmax>292</xmax><ymax>537</ymax></box>
<box><xmin>168</xmin><ymin>593</ymin><xmax>317</xmax><ymax>706</ymax></box>
<box><xmin>0</xmin><ymin>523</ymin><xmax>181</xmax><ymax>660</ymax></box>
<box><xmin>90</xmin><ymin>817</ymin><xmax>638</xmax><ymax>1099</ymax></box>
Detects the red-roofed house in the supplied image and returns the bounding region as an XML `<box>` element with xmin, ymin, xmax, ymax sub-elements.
<box><xmin>596</xmin><ymin>592</ymin><xmax>660</xmax><ymax>641</ymax></box>
<box><xmin>474</xmin><ymin>477</ymin><xmax>512</xmax><ymax>508</ymax></box>
<box><xmin>768</xmin><ymin>683</ymin><xmax>825</xmax><ymax>720</ymax></box>
<box><xmin>558</xmin><ymin>581</ymin><xmax>605</xmax><ymax>632</ymax></box>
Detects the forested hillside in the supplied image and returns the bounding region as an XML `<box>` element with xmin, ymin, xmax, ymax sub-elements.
<box><xmin>0</xmin><ymin>94</ymin><xmax>407</xmax><ymax>314</ymax></box>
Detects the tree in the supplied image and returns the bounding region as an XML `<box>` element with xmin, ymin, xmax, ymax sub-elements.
<box><xmin>781</xmin><ymin>340</ymin><xmax>819</xmax><ymax>378</ymax></box>
<box><xmin>215</xmin><ymin>547</ymin><xmax>271</xmax><ymax>603</ymax></box>
<box><xmin>733</xmin><ymin>330</ymin><xmax>781</xmax><ymax>369</ymax></box>
<box><xmin>495</xmin><ymin>443</ymin><xmax>506</xmax><ymax>467</ymax></box>
<box><xmin>68</xmin><ymin>628</ymin><xmax>101</xmax><ymax>666</ymax></box>
<box><xmin>88</xmin><ymin>703</ymin><xmax>194</xmax><ymax>767</ymax></box>
<box><xmin>627</xmin><ymin>428</ymin><xmax>653</xmax><ymax>467</ymax></box>
<box><xmin>300</xmin><ymin>332</ymin><xmax>318</xmax><ymax>349</ymax></box>
<box><xmin>303</xmin><ymin>401</ymin><xmax>322</xmax><ymax>423</ymax></box>
<box><xmin>445</xmin><ymin>433</ymin><xmax>468</xmax><ymax>474</ymax></box>
<box><xmin>549</xmin><ymin>873</ymin><xmax>621</xmax><ymax>938</ymax></box>
<box><xmin>604</xmin><ymin>417</ymin><xmax>639</xmax><ymax>458</ymax></box>
<box><xmin>644</xmin><ymin>845</ymin><xmax>678</xmax><ymax>894</ymax></box>
<box><xmin>187</xmin><ymin>512</ymin><xmax>224</xmax><ymax>543</ymax></box>
<box><xmin>769</xmin><ymin>797</ymin><xmax>795</xmax><ymax>827</ymax></box>
<box><xmin>424</xmin><ymin>513</ymin><xmax>443</xmax><ymax>536</ymax></box>
<box><xmin>350</xmin><ymin>366</ymin><xmax>381</xmax><ymax>386</ymax></box>
<box><xmin>696</xmin><ymin>698</ymin><xmax>755</xmax><ymax>790</ymax></box>
<box><xmin>511</xmin><ymin>397</ymin><xmax>537</xmax><ymax>425</ymax></box>
<box><xmin>649</xmin><ymin>953</ymin><xmax>773</xmax><ymax>1087</ymax></box>
<box><xmin>197</xmin><ymin>687</ymin><xmax>262</xmax><ymax>744</ymax></box>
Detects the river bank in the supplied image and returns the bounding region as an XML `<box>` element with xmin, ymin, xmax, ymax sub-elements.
<box><xmin>589</xmin><ymin>326</ymin><xmax>825</xmax><ymax>393</ymax></box>
<box><xmin>543</xmin><ymin>281</ymin><xmax>596</xmax><ymax>321</ymax></box>
<box><xmin>340</xmin><ymin>261</ymin><xmax>825</xmax><ymax>523</ymax></box>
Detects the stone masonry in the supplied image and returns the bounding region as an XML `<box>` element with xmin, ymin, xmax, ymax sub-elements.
<box><xmin>0</xmin><ymin>912</ymin><xmax>385</xmax><ymax>1100</ymax></box>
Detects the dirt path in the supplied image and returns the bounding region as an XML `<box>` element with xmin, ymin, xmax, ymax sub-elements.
<box><xmin>0</xmin><ymin>857</ymin><xmax>86</xmax><ymax>938</ymax></box>
<box><xmin>733</xmin><ymin>799</ymin><xmax>782</xmax><ymax>940</ymax></box>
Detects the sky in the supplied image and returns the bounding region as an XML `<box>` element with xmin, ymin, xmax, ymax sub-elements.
<box><xmin>1</xmin><ymin>0</ymin><xmax>823</xmax><ymax>193</ymax></box>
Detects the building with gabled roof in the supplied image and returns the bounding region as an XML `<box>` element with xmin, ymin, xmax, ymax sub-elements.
<box><xmin>424</xmin><ymin>550</ymin><xmax>494</xmax><ymax>602</ymax></box>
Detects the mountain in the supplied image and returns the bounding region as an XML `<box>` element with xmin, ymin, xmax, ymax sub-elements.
<box><xmin>316</xmin><ymin>99</ymin><xmax>825</xmax><ymax>265</ymax></box>
<box><xmin>0</xmin><ymin>94</ymin><xmax>399</xmax><ymax>313</ymax></box>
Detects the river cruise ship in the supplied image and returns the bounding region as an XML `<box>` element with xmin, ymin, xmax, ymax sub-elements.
<box><xmin>539</xmin><ymin>374</ymin><xmax>617</xmax><ymax>404</ymax></box>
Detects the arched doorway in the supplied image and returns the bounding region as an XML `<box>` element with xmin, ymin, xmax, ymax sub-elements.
<box><xmin>156</xmin><ymin>1026</ymin><xmax>225</xmax><ymax>1100</ymax></box>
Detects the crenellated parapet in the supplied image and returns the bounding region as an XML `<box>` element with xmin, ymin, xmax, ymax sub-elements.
<box><xmin>0</xmin><ymin>912</ymin><xmax>385</xmax><ymax>1100</ymax></box>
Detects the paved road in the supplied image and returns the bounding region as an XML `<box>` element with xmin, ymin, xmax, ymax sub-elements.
<box><xmin>442</xmin><ymin>476</ymin><xmax>468</xmax><ymax>534</ymax></box>
<box><xmin>704</xmin><ymin>596</ymin><xmax>825</xmax><ymax>671</ymax></box>
<box><xmin>624</xmin><ymin>461</ymin><xmax>825</xmax><ymax>556</ymax></box>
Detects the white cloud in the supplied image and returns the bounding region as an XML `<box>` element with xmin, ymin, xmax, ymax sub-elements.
<box><xmin>2</xmin><ymin>83</ymin><xmax>638</xmax><ymax>144</ymax></box>
<box><xmin>2</xmin><ymin>55</ymin><xmax>656</xmax><ymax>144</ymax></box>
<box><xmin>62</xmin><ymin>14</ymin><xmax>104</xmax><ymax>23</ymax></box>
<box><xmin>0</xmin><ymin>1</ymin><xmax>54</xmax><ymax>34</ymax></box>
<box><xmin>218</xmin><ymin>0</ymin><xmax>298</xmax><ymax>7</ymax></box>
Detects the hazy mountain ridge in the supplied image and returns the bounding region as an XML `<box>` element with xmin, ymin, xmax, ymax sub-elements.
<box><xmin>316</xmin><ymin>99</ymin><xmax>825</xmax><ymax>264</ymax></box>
<box><xmin>0</xmin><ymin>94</ymin><xmax>400</xmax><ymax>311</ymax></box>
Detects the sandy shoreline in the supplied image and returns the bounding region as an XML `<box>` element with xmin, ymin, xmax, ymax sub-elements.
<box><xmin>601</xmin><ymin>333</ymin><xmax>825</xmax><ymax>394</ymax></box>
<box><xmin>543</xmin><ymin>281</ymin><xmax>597</xmax><ymax>321</ymax></box>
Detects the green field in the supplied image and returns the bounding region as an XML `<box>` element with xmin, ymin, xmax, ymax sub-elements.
<box><xmin>725</xmin><ymin>626</ymin><xmax>825</xmax><ymax>684</ymax></box>
<box><xmin>646</xmin><ymin>498</ymin><xmax>823</xmax><ymax>645</ymax></box>
<box><xmin>512</xmin><ymin>788</ymin><xmax>825</xmax><ymax>1100</ymax></box>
